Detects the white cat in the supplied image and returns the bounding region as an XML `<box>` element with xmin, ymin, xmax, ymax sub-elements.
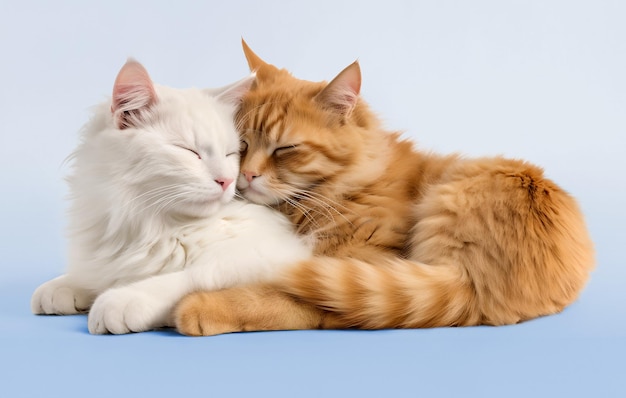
<box><xmin>31</xmin><ymin>60</ymin><xmax>312</xmax><ymax>334</ymax></box>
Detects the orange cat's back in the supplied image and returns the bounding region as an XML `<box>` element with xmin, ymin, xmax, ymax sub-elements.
<box><xmin>408</xmin><ymin>156</ymin><xmax>594</xmax><ymax>325</ymax></box>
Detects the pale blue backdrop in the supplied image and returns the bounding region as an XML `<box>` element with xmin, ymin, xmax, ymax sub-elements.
<box><xmin>1</xmin><ymin>1</ymin><xmax>624</xmax><ymax>397</ymax></box>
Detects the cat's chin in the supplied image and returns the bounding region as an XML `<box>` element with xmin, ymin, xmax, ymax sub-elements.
<box><xmin>240</xmin><ymin>189</ymin><xmax>282</xmax><ymax>206</ymax></box>
<box><xmin>172</xmin><ymin>197</ymin><xmax>225</xmax><ymax>219</ymax></box>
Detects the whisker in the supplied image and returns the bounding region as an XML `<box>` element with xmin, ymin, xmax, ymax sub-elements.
<box><xmin>291</xmin><ymin>192</ymin><xmax>336</xmax><ymax>224</ymax></box>
<box><xmin>134</xmin><ymin>186</ymin><xmax>196</xmax><ymax>215</ymax></box>
<box><xmin>126</xmin><ymin>185</ymin><xmax>188</xmax><ymax>214</ymax></box>
<box><xmin>271</xmin><ymin>187</ymin><xmax>327</xmax><ymax>231</ymax></box>
<box><xmin>293</xmin><ymin>189</ymin><xmax>355</xmax><ymax>227</ymax></box>
<box><xmin>152</xmin><ymin>190</ymin><xmax>196</xmax><ymax>216</ymax></box>
<box><xmin>284</xmin><ymin>197</ymin><xmax>322</xmax><ymax>231</ymax></box>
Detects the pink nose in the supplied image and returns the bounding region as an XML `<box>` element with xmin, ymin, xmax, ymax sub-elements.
<box><xmin>215</xmin><ymin>178</ymin><xmax>234</xmax><ymax>191</ymax></box>
<box><xmin>243</xmin><ymin>170</ymin><xmax>259</xmax><ymax>183</ymax></box>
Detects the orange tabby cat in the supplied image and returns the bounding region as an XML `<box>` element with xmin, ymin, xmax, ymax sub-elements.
<box><xmin>174</xmin><ymin>40</ymin><xmax>595</xmax><ymax>335</ymax></box>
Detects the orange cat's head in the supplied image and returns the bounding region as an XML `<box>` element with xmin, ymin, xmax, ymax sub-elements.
<box><xmin>236</xmin><ymin>40</ymin><xmax>382</xmax><ymax>206</ymax></box>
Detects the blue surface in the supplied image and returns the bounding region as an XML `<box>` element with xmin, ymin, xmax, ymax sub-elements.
<box><xmin>2</xmin><ymin>279</ymin><xmax>624</xmax><ymax>397</ymax></box>
<box><xmin>2</xmin><ymin>1</ymin><xmax>625</xmax><ymax>397</ymax></box>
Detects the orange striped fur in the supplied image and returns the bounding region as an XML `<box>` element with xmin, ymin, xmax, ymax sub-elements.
<box><xmin>174</xmin><ymin>41</ymin><xmax>594</xmax><ymax>335</ymax></box>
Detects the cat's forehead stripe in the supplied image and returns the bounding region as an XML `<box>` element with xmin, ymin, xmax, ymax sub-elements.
<box><xmin>250</xmin><ymin>102</ymin><xmax>286</xmax><ymax>142</ymax></box>
<box><xmin>262</xmin><ymin>109</ymin><xmax>286</xmax><ymax>142</ymax></box>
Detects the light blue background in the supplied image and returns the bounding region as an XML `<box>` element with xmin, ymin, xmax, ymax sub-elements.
<box><xmin>1</xmin><ymin>1</ymin><xmax>624</xmax><ymax>397</ymax></box>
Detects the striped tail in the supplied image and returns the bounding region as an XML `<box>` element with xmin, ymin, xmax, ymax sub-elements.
<box><xmin>279</xmin><ymin>257</ymin><xmax>481</xmax><ymax>329</ymax></box>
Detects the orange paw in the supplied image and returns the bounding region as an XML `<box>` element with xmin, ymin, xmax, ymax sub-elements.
<box><xmin>174</xmin><ymin>291</ymin><xmax>238</xmax><ymax>336</ymax></box>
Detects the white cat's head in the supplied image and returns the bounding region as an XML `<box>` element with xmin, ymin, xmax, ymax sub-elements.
<box><xmin>73</xmin><ymin>60</ymin><xmax>254</xmax><ymax>220</ymax></box>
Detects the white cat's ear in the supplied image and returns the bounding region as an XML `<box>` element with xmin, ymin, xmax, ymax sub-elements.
<box><xmin>111</xmin><ymin>59</ymin><xmax>157</xmax><ymax>130</ymax></box>
<box><xmin>315</xmin><ymin>61</ymin><xmax>361</xmax><ymax>118</ymax></box>
<box><xmin>208</xmin><ymin>73</ymin><xmax>256</xmax><ymax>107</ymax></box>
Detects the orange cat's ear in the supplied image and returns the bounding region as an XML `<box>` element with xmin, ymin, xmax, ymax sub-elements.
<box><xmin>241</xmin><ymin>38</ymin><xmax>268</xmax><ymax>71</ymax></box>
<box><xmin>315</xmin><ymin>61</ymin><xmax>361</xmax><ymax>118</ymax></box>
<box><xmin>111</xmin><ymin>59</ymin><xmax>157</xmax><ymax>130</ymax></box>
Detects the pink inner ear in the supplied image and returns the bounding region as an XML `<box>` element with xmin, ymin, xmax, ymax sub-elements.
<box><xmin>111</xmin><ymin>59</ymin><xmax>157</xmax><ymax>129</ymax></box>
<box><xmin>340</xmin><ymin>61</ymin><xmax>362</xmax><ymax>96</ymax></box>
<box><xmin>317</xmin><ymin>61</ymin><xmax>362</xmax><ymax>116</ymax></box>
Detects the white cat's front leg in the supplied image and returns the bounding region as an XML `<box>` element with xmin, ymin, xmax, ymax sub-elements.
<box><xmin>31</xmin><ymin>275</ymin><xmax>95</xmax><ymax>315</ymax></box>
<box><xmin>88</xmin><ymin>272</ymin><xmax>191</xmax><ymax>334</ymax></box>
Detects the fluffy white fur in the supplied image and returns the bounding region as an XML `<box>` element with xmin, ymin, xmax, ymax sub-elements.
<box><xmin>31</xmin><ymin>60</ymin><xmax>312</xmax><ymax>334</ymax></box>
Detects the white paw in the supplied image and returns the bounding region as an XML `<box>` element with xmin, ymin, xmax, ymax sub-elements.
<box><xmin>88</xmin><ymin>287</ymin><xmax>170</xmax><ymax>334</ymax></box>
<box><xmin>31</xmin><ymin>275</ymin><xmax>93</xmax><ymax>315</ymax></box>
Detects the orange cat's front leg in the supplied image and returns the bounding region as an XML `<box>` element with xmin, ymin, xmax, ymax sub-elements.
<box><xmin>175</xmin><ymin>283</ymin><xmax>344</xmax><ymax>336</ymax></box>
